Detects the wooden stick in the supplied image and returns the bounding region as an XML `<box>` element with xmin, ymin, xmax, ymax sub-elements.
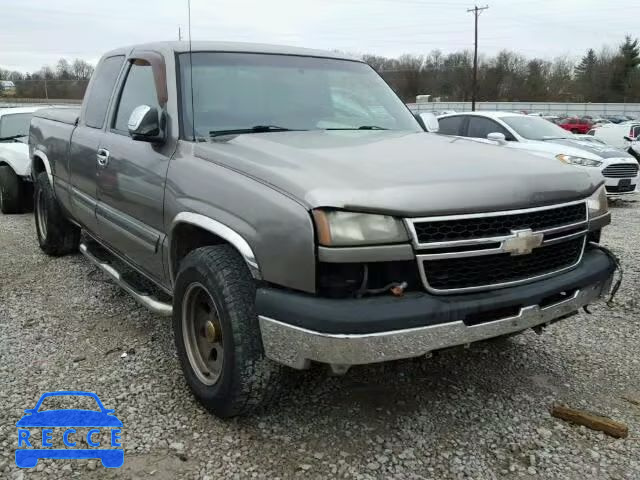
<box><xmin>622</xmin><ymin>395</ymin><xmax>640</xmax><ymax>407</ymax></box>
<box><xmin>550</xmin><ymin>404</ymin><xmax>629</xmax><ymax>439</ymax></box>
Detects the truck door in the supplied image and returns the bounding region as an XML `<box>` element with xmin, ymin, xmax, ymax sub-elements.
<box><xmin>95</xmin><ymin>53</ymin><xmax>173</xmax><ymax>283</ymax></box>
<box><xmin>69</xmin><ymin>55</ymin><xmax>125</xmax><ymax>232</ymax></box>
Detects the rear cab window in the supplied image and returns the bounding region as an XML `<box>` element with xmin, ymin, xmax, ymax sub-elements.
<box><xmin>83</xmin><ymin>55</ymin><xmax>125</xmax><ymax>129</ymax></box>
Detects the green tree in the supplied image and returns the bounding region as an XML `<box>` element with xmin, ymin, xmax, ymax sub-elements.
<box><xmin>575</xmin><ymin>49</ymin><xmax>597</xmax><ymax>101</ymax></box>
<box><xmin>611</xmin><ymin>36</ymin><xmax>640</xmax><ymax>101</ymax></box>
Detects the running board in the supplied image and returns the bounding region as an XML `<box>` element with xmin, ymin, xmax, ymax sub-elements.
<box><xmin>79</xmin><ymin>243</ymin><xmax>173</xmax><ymax>317</ymax></box>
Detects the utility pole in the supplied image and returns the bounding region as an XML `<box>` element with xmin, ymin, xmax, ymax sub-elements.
<box><xmin>178</xmin><ymin>26</ymin><xmax>183</xmax><ymax>41</ymax></box>
<box><xmin>467</xmin><ymin>5</ymin><xmax>489</xmax><ymax>111</ymax></box>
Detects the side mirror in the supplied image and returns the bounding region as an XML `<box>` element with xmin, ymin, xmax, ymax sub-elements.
<box><xmin>128</xmin><ymin>105</ymin><xmax>165</xmax><ymax>143</ymax></box>
<box><xmin>487</xmin><ymin>132</ymin><xmax>507</xmax><ymax>144</ymax></box>
<box><xmin>623</xmin><ymin>135</ymin><xmax>635</xmax><ymax>142</ymax></box>
<box><xmin>415</xmin><ymin>112</ymin><xmax>439</xmax><ymax>132</ymax></box>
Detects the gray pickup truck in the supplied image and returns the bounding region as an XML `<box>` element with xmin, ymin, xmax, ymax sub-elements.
<box><xmin>29</xmin><ymin>41</ymin><xmax>616</xmax><ymax>417</ymax></box>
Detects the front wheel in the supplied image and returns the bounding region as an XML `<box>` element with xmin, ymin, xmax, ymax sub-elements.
<box><xmin>34</xmin><ymin>172</ymin><xmax>80</xmax><ymax>256</ymax></box>
<box><xmin>173</xmin><ymin>245</ymin><xmax>284</xmax><ymax>417</ymax></box>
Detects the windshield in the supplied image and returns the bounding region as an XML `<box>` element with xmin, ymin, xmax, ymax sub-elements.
<box><xmin>501</xmin><ymin>116</ymin><xmax>572</xmax><ymax>141</ymax></box>
<box><xmin>179</xmin><ymin>52</ymin><xmax>420</xmax><ymax>139</ymax></box>
<box><xmin>0</xmin><ymin>113</ymin><xmax>33</xmax><ymax>140</ymax></box>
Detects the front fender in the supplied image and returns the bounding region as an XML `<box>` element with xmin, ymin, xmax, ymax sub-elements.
<box><xmin>0</xmin><ymin>145</ymin><xmax>31</xmax><ymax>178</ymax></box>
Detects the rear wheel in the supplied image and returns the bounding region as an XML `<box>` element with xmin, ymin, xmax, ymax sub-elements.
<box><xmin>34</xmin><ymin>172</ymin><xmax>80</xmax><ymax>256</ymax></box>
<box><xmin>0</xmin><ymin>165</ymin><xmax>23</xmax><ymax>214</ymax></box>
<box><xmin>173</xmin><ymin>244</ymin><xmax>284</xmax><ymax>417</ymax></box>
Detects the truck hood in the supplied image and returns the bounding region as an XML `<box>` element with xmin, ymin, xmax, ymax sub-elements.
<box><xmin>0</xmin><ymin>141</ymin><xmax>30</xmax><ymax>177</ymax></box>
<box><xmin>194</xmin><ymin>130</ymin><xmax>599</xmax><ymax>216</ymax></box>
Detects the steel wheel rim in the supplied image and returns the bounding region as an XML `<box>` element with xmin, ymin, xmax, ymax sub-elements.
<box><xmin>36</xmin><ymin>189</ymin><xmax>47</xmax><ymax>238</ymax></box>
<box><xmin>182</xmin><ymin>282</ymin><xmax>224</xmax><ymax>386</ymax></box>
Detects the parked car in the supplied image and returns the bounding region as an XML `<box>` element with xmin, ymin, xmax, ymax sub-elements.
<box><xmin>587</xmin><ymin>123</ymin><xmax>640</xmax><ymax>158</ymax></box>
<box><xmin>0</xmin><ymin>106</ymin><xmax>43</xmax><ymax>213</ymax></box>
<box><xmin>0</xmin><ymin>80</ymin><xmax>16</xmax><ymax>96</ymax></box>
<box><xmin>603</xmin><ymin>115</ymin><xmax>632</xmax><ymax>124</ymax></box>
<box><xmin>436</xmin><ymin>111</ymin><xmax>639</xmax><ymax>196</ymax></box>
<box><xmin>30</xmin><ymin>41</ymin><xmax>616</xmax><ymax>417</ymax></box>
<box><xmin>558</xmin><ymin>117</ymin><xmax>592</xmax><ymax>134</ymax></box>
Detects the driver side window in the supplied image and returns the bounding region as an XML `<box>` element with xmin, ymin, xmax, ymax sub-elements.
<box><xmin>467</xmin><ymin>117</ymin><xmax>514</xmax><ymax>140</ymax></box>
<box><xmin>113</xmin><ymin>61</ymin><xmax>160</xmax><ymax>133</ymax></box>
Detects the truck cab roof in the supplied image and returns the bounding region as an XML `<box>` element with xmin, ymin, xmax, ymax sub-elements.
<box><xmin>102</xmin><ymin>41</ymin><xmax>361</xmax><ymax>62</ymax></box>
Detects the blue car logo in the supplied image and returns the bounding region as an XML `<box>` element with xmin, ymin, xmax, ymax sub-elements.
<box><xmin>15</xmin><ymin>391</ymin><xmax>123</xmax><ymax>468</ymax></box>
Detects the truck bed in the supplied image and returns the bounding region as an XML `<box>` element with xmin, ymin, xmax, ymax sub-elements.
<box><xmin>32</xmin><ymin>107</ymin><xmax>80</xmax><ymax>125</ymax></box>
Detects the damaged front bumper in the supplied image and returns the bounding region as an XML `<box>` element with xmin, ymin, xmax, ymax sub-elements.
<box><xmin>256</xmin><ymin>247</ymin><xmax>616</xmax><ymax>371</ymax></box>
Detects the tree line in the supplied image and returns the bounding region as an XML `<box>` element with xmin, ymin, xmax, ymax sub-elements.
<box><xmin>1</xmin><ymin>37</ymin><xmax>639</xmax><ymax>103</ymax></box>
<box><xmin>0</xmin><ymin>58</ymin><xmax>94</xmax><ymax>99</ymax></box>
<box><xmin>368</xmin><ymin>36</ymin><xmax>640</xmax><ymax>103</ymax></box>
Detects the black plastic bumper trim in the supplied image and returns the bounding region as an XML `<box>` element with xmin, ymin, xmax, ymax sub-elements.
<box><xmin>255</xmin><ymin>247</ymin><xmax>615</xmax><ymax>334</ymax></box>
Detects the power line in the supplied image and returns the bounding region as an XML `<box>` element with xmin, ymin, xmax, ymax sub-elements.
<box><xmin>468</xmin><ymin>4</ymin><xmax>489</xmax><ymax>111</ymax></box>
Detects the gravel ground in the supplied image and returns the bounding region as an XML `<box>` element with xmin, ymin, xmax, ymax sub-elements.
<box><xmin>1</xmin><ymin>199</ymin><xmax>639</xmax><ymax>480</ymax></box>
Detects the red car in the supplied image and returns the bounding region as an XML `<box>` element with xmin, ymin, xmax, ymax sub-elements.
<box><xmin>558</xmin><ymin>117</ymin><xmax>592</xmax><ymax>134</ymax></box>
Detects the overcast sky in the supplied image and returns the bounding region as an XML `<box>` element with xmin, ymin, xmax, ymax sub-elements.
<box><xmin>1</xmin><ymin>0</ymin><xmax>638</xmax><ymax>73</ymax></box>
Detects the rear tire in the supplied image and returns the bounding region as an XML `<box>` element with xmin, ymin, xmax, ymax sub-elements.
<box><xmin>34</xmin><ymin>172</ymin><xmax>80</xmax><ymax>256</ymax></box>
<box><xmin>0</xmin><ymin>165</ymin><xmax>23</xmax><ymax>214</ymax></box>
<box><xmin>173</xmin><ymin>244</ymin><xmax>284</xmax><ymax>418</ymax></box>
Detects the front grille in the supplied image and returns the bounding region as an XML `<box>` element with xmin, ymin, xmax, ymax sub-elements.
<box><xmin>606</xmin><ymin>184</ymin><xmax>636</xmax><ymax>193</ymax></box>
<box><xmin>422</xmin><ymin>237</ymin><xmax>584</xmax><ymax>291</ymax></box>
<box><xmin>413</xmin><ymin>203</ymin><xmax>586</xmax><ymax>244</ymax></box>
<box><xmin>602</xmin><ymin>163</ymin><xmax>639</xmax><ymax>178</ymax></box>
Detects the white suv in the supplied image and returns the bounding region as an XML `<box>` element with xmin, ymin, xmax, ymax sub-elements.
<box><xmin>436</xmin><ymin>111</ymin><xmax>639</xmax><ymax>196</ymax></box>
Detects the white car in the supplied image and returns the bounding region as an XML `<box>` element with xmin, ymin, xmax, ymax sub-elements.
<box><xmin>0</xmin><ymin>107</ymin><xmax>43</xmax><ymax>213</ymax></box>
<box><xmin>436</xmin><ymin>111</ymin><xmax>640</xmax><ymax>197</ymax></box>
<box><xmin>587</xmin><ymin>123</ymin><xmax>640</xmax><ymax>160</ymax></box>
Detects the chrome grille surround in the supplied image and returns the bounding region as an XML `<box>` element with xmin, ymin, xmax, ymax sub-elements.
<box><xmin>405</xmin><ymin>200</ymin><xmax>589</xmax><ymax>294</ymax></box>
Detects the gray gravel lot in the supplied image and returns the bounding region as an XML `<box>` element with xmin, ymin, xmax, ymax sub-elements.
<box><xmin>1</xmin><ymin>200</ymin><xmax>639</xmax><ymax>480</ymax></box>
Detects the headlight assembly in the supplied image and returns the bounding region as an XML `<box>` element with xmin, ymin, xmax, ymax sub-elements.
<box><xmin>312</xmin><ymin>210</ymin><xmax>409</xmax><ymax>246</ymax></box>
<box><xmin>587</xmin><ymin>185</ymin><xmax>608</xmax><ymax>218</ymax></box>
<box><xmin>556</xmin><ymin>154</ymin><xmax>602</xmax><ymax>167</ymax></box>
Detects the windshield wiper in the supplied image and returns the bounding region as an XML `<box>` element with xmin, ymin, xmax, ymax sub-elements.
<box><xmin>0</xmin><ymin>134</ymin><xmax>27</xmax><ymax>142</ymax></box>
<box><xmin>540</xmin><ymin>137</ymin><xmax>570</xmax><ymax>141</ymax></box>
<box><xmin>209</xmin><ymin>125</ymin><xmax>304</xmax><ymax>137</ymax></box>
<box><xmin>325</xmin><ymin>126</ymin><xmax>389</xmax><ymax>131</ymax></box>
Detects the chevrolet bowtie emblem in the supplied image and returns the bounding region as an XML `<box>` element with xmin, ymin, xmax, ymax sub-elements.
<box><xmin>502</xmin><ymin>229</ymin><xmax>544</xmax><ymax>256</ymax></box>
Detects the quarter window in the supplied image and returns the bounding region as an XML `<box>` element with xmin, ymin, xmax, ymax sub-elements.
<box><xmin>84</xmin><ymin>56</ymin><xmax>124</xmax><ymax>129</ymax></box>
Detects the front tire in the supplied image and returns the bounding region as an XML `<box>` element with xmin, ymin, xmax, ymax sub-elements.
<box><xmin>34</xmin><ymin>172</ymin><xmax>80</xmax><ymax>256</ymax></box>
<box><xmin>0</xmin><ymin>165</ymin><xmax>23</xmax><ymax>214</ymax></box>
<box><xmin>173</xmin><ymin>245</ymin><xmax>284</xmax><ymax>417</ymax></box>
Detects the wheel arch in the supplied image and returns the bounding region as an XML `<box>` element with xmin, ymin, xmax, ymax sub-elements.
<box><xmin>31</xmin><ymin>149</ymin><xmax>53</xmax><ymax>186</ymax></box>
<box><xmin>169</xmin><ymin>212</ymin><xmax>261</xmax><ymax>286</ymax></box>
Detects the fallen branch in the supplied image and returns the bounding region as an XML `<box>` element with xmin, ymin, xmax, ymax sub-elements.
<box><xmin>622</xmin><ymin>395</ymin><xmax>640</xmax><ymax>407</ymax></box>
<box><xmin>550</xmin><ymin>404</ymin><xmax>629</xmax><ymax>439</ymax></box>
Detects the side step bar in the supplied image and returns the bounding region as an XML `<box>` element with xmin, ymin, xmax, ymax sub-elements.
<box><xmin>79</xmin><ymin>243</ymin><xmax>173</xmax><ymax>317</ymax></box>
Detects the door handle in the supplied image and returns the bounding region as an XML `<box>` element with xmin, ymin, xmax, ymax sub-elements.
<box><xmin>97</xmin><ymin>148</ymin><xmax>110</xmax><ymax>167</ymax></box>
